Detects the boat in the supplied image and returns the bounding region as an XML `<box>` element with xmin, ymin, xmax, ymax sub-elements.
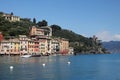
<box><xmin>21</xmin><ymin>54</ymin><xmax>31</xmax><ymax>58</ymax></box>
<box><xmin>31</xmin><ymin>54</ymin><xmax>41</xmax><ymax>57</ymax></box>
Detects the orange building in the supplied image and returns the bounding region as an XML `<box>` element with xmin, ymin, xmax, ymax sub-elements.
<box><xmin>34</xmin><ymin>40</ymin><xmax>39</xmax><ymax>54</ymax></box>
<box><xmin>30</xmin><ymin>26</ymin><xmax>44</xmax><ymax>36</ymax></box>
<box><xmin>60</xmin><ymin>38</ymin><xmax>69</xmax><ymax>54</ymax></box>
<box><xmin>28</xmin><ymin>40</ymin><xmax>34</xmax><ymax>54</ymax></box>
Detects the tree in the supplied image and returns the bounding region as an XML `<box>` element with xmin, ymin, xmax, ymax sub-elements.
<box><xmin>11</xmin><ymin>12</ymin><xmax>14</xmax><ymax>15</ymax></box>
<box><xmin>0</xmin><ymin>12</ymin><xmax>3</xmax><ymax>16</ymax></box>
<box><xmin>50</xmin><ymin>24</ymin><xmax>62</xmax><ymax>32</ymax></box>
<box><xmin>33</xmin><ymin>18</ymin><xmax>36</xmax><ymax>24</ymax></box>
<box><xmin>37</xmin><ymin>20</ymin><xmax>48</xmax><ymax>27</ymax></box>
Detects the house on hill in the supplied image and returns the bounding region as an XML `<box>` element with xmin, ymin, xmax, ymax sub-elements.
<box><xmin>1</xmin><ymin>12</ymin><xmax>20</xmax><ymax>22</ymax></box>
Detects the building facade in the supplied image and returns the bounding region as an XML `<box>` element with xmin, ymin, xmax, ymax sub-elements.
<box><xmin>59</xmin><ymin>38</ymin><xmax>69</xmax><ymax>54</ymax></box>
<box><xmin>0</xmin><ymin>26</ymin><xmax>71</xmax><ymax>55</ymax></box>
<box><xmin>2</xmin><ymin>12</ymin><xmax>20</xmax><ymax>22</ymax></box>
<box><xmin>19</xmin><ymin>35</ymin><xmax>28</xmax><ymax>55</ymax></box>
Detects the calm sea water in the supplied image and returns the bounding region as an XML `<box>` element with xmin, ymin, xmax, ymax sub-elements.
<box><xmin>0</xmin><ymin>54</ymin><xmax>120</xmax><ymax>80</ymax></box>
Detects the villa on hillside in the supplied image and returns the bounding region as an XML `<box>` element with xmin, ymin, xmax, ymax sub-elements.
<box><xmin>0</xmin><ymin>12</ymin><xmax>20</xmax><ymax>22</ymax></box>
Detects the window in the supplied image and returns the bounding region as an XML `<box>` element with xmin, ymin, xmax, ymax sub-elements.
<box><xmin>41</xmin><ymin>44</ymin><xmax>45</xmax><ymax>46</ymax></box>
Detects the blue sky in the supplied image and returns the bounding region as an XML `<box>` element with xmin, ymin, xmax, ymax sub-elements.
<box><xmin>0</xmin><ymin>0</ymin><xmax>120</xmax><ymax>41</ymax></box>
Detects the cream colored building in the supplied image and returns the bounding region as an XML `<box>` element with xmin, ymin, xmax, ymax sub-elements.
<box><xmin>0</xmin><ymin>40</ymin><xmax>10</xmax><ymax>54</ymax></box>
<box><xmin>51</xmin><ymin>38</ymin><xmax>69</xmax><ymax>54</ymax></box>
<box><xmin>19</xmin><ymin>35</ymin><xmax>29</xmax><ymax>54</ymax></box>
<box><xmin>2</xmin><ymin>12</ymin><xmax>20</xmax><ymax>22</ymax></box>
<box><xmin>51</xmin><ymin>38</ymin><xmax>60</xmax><ymax>54</ymax></box>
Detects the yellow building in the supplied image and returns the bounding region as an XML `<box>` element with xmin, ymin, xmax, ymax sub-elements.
<box><xmin>39</xmin><ymin>39</ymin><xmax>51</xmax><ymax>55</ymax></box>
<box><xmin>28</xmin><ymin>39</ymin><xmax>34</xmax><ymax>54</ymax></box>
<box><xmin>9</xmin><ymin>39</ymin><xmax>20</xmax><ymax>55</ymax></box>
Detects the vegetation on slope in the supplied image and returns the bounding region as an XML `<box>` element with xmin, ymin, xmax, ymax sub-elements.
<box><xmin>50</xmin><ymin>24</ymin><xmax>107</xmax><ymax>53</ymax></box>
<box><xmin>0</xmin><ymin>13</ymin><xmax>107</xmax><ymax>53</ymax></box>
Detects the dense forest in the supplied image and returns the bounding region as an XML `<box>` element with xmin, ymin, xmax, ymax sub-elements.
<box><xmin>0</xmin><ymin>12</ymin><xmax>108</xmax><ymax>54</ymax></box>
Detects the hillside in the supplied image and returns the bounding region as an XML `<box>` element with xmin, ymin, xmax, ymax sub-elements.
<box><xmin>50</xmin><ymin>25</ymin><xmax>108</xmax><ymax>54</ymax></box>
<box><xmin>102</xmin><ymin>41</ymin><xmax>120</xmax><ymax>53</ymax></box>
<box><xmin>0</xmin><ymin>13</ymin><xmax>108</xmax><ymax>54</ymax></box>
<box><xmin>0</xmin><ymin>15</ymin><xmax>34</xmax><ymax>37</ymax></box>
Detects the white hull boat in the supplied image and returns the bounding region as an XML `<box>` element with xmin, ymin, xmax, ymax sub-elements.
<box><xmin>21</xmin><ymin>55</ymin><xmax>31</xmax><ymax>58</ymax></box>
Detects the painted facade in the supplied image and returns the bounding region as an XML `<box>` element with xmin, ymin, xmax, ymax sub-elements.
<box><xmin>9</xmin><ymin>39</ymin><xmax>20</xmax><ymax>54</ymax></box>
<box><xmin>0</xmin><ymin>26</ymin><xmax>71</xmax><ymax>55</ymax></box>
<box><xmin>51</xmin><ymin>38</ymin><xmax>60</xmax><ymax>54</ymax></box>
<box><xmin>0</xmin><ymin>40</ymin><xmax>10</xmax><ymax>54</ymax></box>
<box><xmin>60</xmin><ymin>38</ymin><xmax>69</xmax><ymax>54</ymax></box>
<box><xmin>19</xmin><ymin>35</ymin><xmax>28</xmax><ymax>55</ymax></box>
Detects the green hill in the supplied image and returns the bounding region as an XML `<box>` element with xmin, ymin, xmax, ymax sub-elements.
<box><xmin>0</xmin><ymin>14</ymin><xmax>108</xmax><ymax>54</ymax></box>
<box><xmin>50</xmin><ymin>24</ymin><xmax>108</xmax><ymax>54</ymax></box>
<box><xmin>0</xmin><ymin>15</ymin><xmax>34</xmax><ymax>37</ymax></box>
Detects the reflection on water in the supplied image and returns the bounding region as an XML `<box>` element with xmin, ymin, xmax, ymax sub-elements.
<box><xmin>0</xmin><ymin>54</ymin><xmax>120</xmax><ymax>80</ymax></box>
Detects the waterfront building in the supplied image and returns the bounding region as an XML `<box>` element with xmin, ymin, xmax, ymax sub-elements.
<box><xmin>51</xmin><ymin>38</ymin><xmax>60</xmax><ymax>54</ymax></box>
<box><xmin>51</xmin><ymin>38</ymin><xmax>69</xmax><ymax>54</ymax></box>
<box><xmin>39</xmin><ymin>39</ymin><xmax>47</xmax><ymax>54</ymax></box>
<box><xmin>19</xmin><ymin>35</ymin><xmax>29</xmax><ymax>55</ymax></box>
<box><xmin>68</xmin><ymin>47</ymin><xmax>74</xmax><ymax>54</ymax></box>
<box><xmin>37</xmin><ymin>37</ymin><xmax>51</xmax><ymax>55</ymax></box>
<box><xmin>0</xmin><ymin>25</ymin><xmax>71</xmax><ymax>55</ymax></box>
<box><xmin>59</xmin><ymin>38</ymin><xmax>69</xmax><ymax>54</ymax></box>
<box><xmin>30</xmin><ymin>26</ymin><xmax>52</xmax><ymax>55</ymax></box>
<box><xmin>0</xmin><ymin>40</ymin><xmax>10</xmax><ymax>55</ymax></box>
<box><xmin>9</xmin><ymin>39</ymin><xmax>20</xmax><ymax>55</ymax></box>
<box><xmin>34</xmin><ymin>40</ymin><xmax>40</xmax><ymax>54</ymax></box>
<box><xmin>28</xmin><ymin>39</ymin><xmax>34</xmax><ymax>54</ymax></box>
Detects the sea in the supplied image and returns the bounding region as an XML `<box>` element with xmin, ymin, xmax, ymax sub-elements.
<box><xmin>0</xmin><ymin>53</ymin><xmax>120</xmax><ymax>80</ymax></box>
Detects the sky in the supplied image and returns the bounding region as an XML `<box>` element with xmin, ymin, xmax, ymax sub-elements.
<box><xmin>0</xmin><ymin>0</ymin><xmax>120</xmax><ymax>42</ymax></box>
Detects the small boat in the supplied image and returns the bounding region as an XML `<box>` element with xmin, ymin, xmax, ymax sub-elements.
<box><xmin>31</xmin><ymin>54</ymin><xmax>41</xmax><ymax>57</ymax></box>
<box><xmin>31</xmin><ymin>53</ymin><xmax>41</xmax><ymax>57</ymax></box>
<box><xmin>21</xmin><ymin>55</ymin><xmax>31</xmax><ymax>58</ymax></box>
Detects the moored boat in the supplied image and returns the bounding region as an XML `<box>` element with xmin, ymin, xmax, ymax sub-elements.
<box><xmin>21</xmin><ymin>55</ymin><xmax>31</xmax><ymax>58</ymax></box>
<box><xmin>31</xmin><ymin>54</ymin><xmax>41</xmax><ymax>57</ymax></box>
<box><xmin>31</xmin><ymin>53</ymin><xmax>41</xmax><ymax>57</ymax></box>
